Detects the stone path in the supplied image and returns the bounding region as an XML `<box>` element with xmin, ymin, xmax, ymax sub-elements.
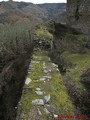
<box><xmin>17</xmin><ymin>50</ymin><xmax>75</xmax><ymax>120</ymax></box>
<box><xmin>25</xmin><ymin>54</ymin><xmax>57</xmax><ymax>117</ymax></box>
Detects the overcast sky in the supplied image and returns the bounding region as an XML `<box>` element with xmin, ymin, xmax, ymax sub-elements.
<box><xmin>0</xmin><ymin>0</ymin><xmax>67</xmax><ymax>4</ymax></box>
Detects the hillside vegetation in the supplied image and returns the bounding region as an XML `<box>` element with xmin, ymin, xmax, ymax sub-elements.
<box><xmin>0</xmin><ymin>1</ymin><xmax>66</xmax><ymax>24</ymax></box>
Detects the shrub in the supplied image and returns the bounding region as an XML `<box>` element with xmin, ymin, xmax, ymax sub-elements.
<box><xmin>0</xmin><ymin>23</ymin><xmax>34</xmax><ymax>71</ymax></box>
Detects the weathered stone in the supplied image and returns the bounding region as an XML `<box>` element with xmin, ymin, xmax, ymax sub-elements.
<box><xmin>44</xmin><ymin>108</ymin><xmax>50</xmax><ymax>114</ymax></box>
<box><xmin>37</xmin><ymin>108</ymin><xmax>42</xmax><ymax>116</ymax></box>
<box><xmin>43</xmin><ymin>94</ymin><xmax>50</xmax><ymax>103</ymax></box>
<box><xmin>49</xmin><ymin>69</ymin><xmax>52</xmax><ymax>72</ymax></box>
<box><xmin>56</xmin><ymin>68</ymin><xmax>59</xmax><ymax>72</ymax></box>
<box><xmin>36</xmin><ymin>88</ymin><xmax>41</xmax><ymax>91</ymax></box>
<box><xmin>32</xmin><ymin>99</ymin><xmax>44</xmax><ymax>105</ymax></box>
<box><xmin>25</xmin><ymin>78</ymin><xmax>32</xmax><ymax>85</ymax></box>
<box><xmin>49</xmin><ymin>57</ymin><xmax>51</xmax><ymax>61</ymax></box>
<box><xmin>40</xmin><ymin>78</ymin><xmax>46</xmax><ymax>81</ymax></box>
<box><xmin>43</xmin><ymin>62</ymin><xmax>45</xmax><ymax>66</ymax></box>
<box><xmin>43</xmin><ymin>76</ymin><xmax>52</xmax><ymax>79</ymax></box>
<box><xmin>52</xmin><ymin>63</ymin><xmax>58</xmax><ymax>68</ymax></box>
<box><xmin>53</xmin><ymin>114</ymin><xmax>58</xmax><ymax>118</ymax></box>
<box><xmin>35</xmin><ymin>91</ymin><xmax>43</xmax><ymax>95</ymax></box>
<box><xmin>43</xmin><ymin>70</ymin><xmax>48</xmax><ymax>74</ymax></box>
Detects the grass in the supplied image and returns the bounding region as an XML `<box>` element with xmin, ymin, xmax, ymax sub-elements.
<box><xmin>34</xmin><ymin>25</ymin><xmax>53</xmax><ymax>43</ymax></box>
<box><xmin>62</xmin><ymin>51</ymin><xmax>90</xmax><ymax>90</ymax></box>
<box><xmin>20</xmin><ymin>50</ymin><xmax>75</xmax><ymax>120</ymax></box>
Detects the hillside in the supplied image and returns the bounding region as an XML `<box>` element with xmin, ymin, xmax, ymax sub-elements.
<box><xmin>38</xmin><ymin>3</ymin><xmax>66</xmax><ymax>23</ymax></box>
<box><xmin>0</xmin><ymin>1</ymin><xmax>66</xmax><ymax>24</ymax></box>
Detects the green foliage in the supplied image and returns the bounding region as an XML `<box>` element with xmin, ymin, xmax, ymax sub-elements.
<box><xmin>0</xmin><ymin>23</ymin><xmax>34</xmax><ymax>71</ymax></box>
<box><xmin>34</xmin><ymin>25</ymin><xmax>53</xmax><ymax>49</ymax></box>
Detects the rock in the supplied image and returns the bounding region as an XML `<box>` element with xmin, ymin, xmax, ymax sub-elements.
<box><xmin>35</xmin><ymin>88</ymin><xmax>41</xmax><ymax>91</ymax></box>
<box><xmin>43</xmin><ymin>70</ymin><xmax>48</xmax><ymax>74</ymax></box>
<box><xmin>56</xmin><ymin>68</ymin><xmax>59</xmax><ymax>72</ymax></box>
<box><xmin>47</xmin><ymin>79</ymin><xmax>49</xmax><ymax>81</ymax></box>
<box><xmin>15</xmin><ymin>107</ymin><xmax>18</xmax><ymax>109</ymax></box>
<box><xmin>35</xmin><ymin>91</ymin><xmax>43</xmax><ymax>95</ymax></box>
<box><xmin>43</xmin><ymin>66</ymin><xmax>47</xmax><ymax>69</ymax></box>
<box><xmin>49</xmin><ymin>57</ymin><xmax>51</xmax><ymax>61</ymax></box>
<box><xmin>32</xmin><ymin>99</ymin><xmax>44</xmax><ymax>105</ymax></box>
<box><xmin>53</xmin><ymin>114</ymin><xmax>58</xmax><ymax>118</ymax></box>
<box><xmin>44</xmin><ymin>108</ymin><xmax>50</xmax><ymax>114</ymax></box>
<box><xmin>40</xmin><ymin>78</ymin><xmax>46</xmax><ymax>81</ymax></box>
<box><xmin>45</xmin><ymin>104</ymin><xmax>54</xmax><ymax>113</ymax></box>
<box><xmin>43</xmin><ymin>62</ymin><xmax>45</xmax><ymax>66</ymax></box>
<box><xmin>25</xmin><ymin>78</ymin><xmax>32</xmax><ymax>85</ymax></box>
<box><xmin>28</xmin><ymin>71</ymin><xmax>31</xmax><ymax>74</ymax></box>
<box><xmin>43</xmin><ymin>76</ymin><xmax>52</xmax><ymax>79</ymax></box>
<box><xmin>52</xmin><ymin>63</ymin><xmax>58</xmax><ymax>68</ymax></box>
<box><xmin>37</xmin><ymin>108</ymin><xmax>42</xmax><ymax>116</ymax></box>
<box><xmin>49</xmin><ymin>69</ymin><xmax>52</xmax><ymax>72</ymax></box>
<box><xmin>43</xmin><ymin>94</ymin><xmax>50</xmax><ymax>103</ymax></box>
<box><xmin>35</xmin><ymin>80</ymin><xmax>39</xmax><ymax>82</ymax></box>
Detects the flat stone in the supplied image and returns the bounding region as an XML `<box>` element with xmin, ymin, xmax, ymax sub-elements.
<box><xmin>48</xmin><ymin>57</ymin><xmax>51</xmax><ymax>61</ymax></box>
<box><xmin>35</xmin><ymin>80</ymin><xmax>39</xmax><ymax>82</ymax></box>
<box><xmin>28</xmin><ymin>71</ymin><xmax>31</xmax><ymax>74</ymax></box>
<box><xmin>43</xmin><ymin>66</ymin><xmax>47</xmax><ymax>69</ymax></box>
<box><xmin>40</xmin><ymin>78</ymin><xmax>46</xmax><ymax>81</ymax></box>
<box><xmin>37</xmin><ymin>108</ymin><xmax>42</xmax><ymax>116</ymax></box>
<box><xmin>43</xmin><ymin>76</ymin><xmax>52</xmax><ymax>79</ymax></box>
<box><xmin>32</xmin><ymin>99</ymin><xmax>44</xmax><ymax>105</ymax></box>
<box><xmin>36</xmin><ymin>88</ymin><xmax>41</xmax><ymax>91</ymax></box>
<box><xmin>43</xmin><ymin>94</ymin><xmax>50</xmax><ymax>103</ymax></box>
<box><xmin>52</xmin><ymin>63</ymin><xmax>58</xmax><ymax>68</ymax></box>
<box><xmin>35</xmin><ymin>91</ymin><xmax>43</xmax><ymax>95</ymax></box>
<box><xmin>25</xmin><ymin>78</ymin><xmax>32</xmax><ymax>85</ymax></box>
<box><xmin>43</xmin><ymin>70</ymin><xmax>48</xmax><ymax>74</ymax></box>
<box><xmin>49</xmin><ymin>69</ymin><xmax>52</xmax><ymax>72</ymax></box>
<box><xmin>56</xmin><ymin>68</ymin><xmax>59</xmax><ymax>72</ymax></box>
<box><xmin>54</xmin><ymin>114</ymin><xmax>58</xmax><ymax>118</ymax></box>
<box><xmin>43</xmin><ymin>62</ymin><xmax>45</xmax><ymax>66</ymax></box>
<box><xmin>44</xmin><ymin>108</ymin><xmax>50</xmax><ymax>114</ymax></box>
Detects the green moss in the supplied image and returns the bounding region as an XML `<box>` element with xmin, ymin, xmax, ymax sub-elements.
<box><xmin>35</xmin><ymin>25</ymin><xmax>53</xmax><ymax>42</ymax></box>
<box><xmin>48</xmin><ymin>72</ymin><xmax>74</xmax><ymax>115</ymax></box>
<box><xmin>20</xmin><ymin>50</ymin><xmax>75</xmax><ymax>119</ymax></box>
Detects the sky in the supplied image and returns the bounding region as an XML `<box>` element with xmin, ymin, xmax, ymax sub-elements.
<box><xmin>0</xmin><ymin>0</ymin><xmax>67</xmax><ymax>4</ymax></box>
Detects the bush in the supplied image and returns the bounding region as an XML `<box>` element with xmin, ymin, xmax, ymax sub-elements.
<box><xmin>0</xmin><ymin>23</ymin><xmax>34</xmax><ymax>71</ymax></box>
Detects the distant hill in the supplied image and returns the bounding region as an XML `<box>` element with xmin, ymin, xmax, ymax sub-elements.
<box><xmin>0</xmin><ymin>1</ymin><xmax>66</xmax><ymax>24</ymax></box>
<box><xmin>38</xmin><ymin>3</ymin><xmax>66</xmax><ymax>23</ymax></box>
